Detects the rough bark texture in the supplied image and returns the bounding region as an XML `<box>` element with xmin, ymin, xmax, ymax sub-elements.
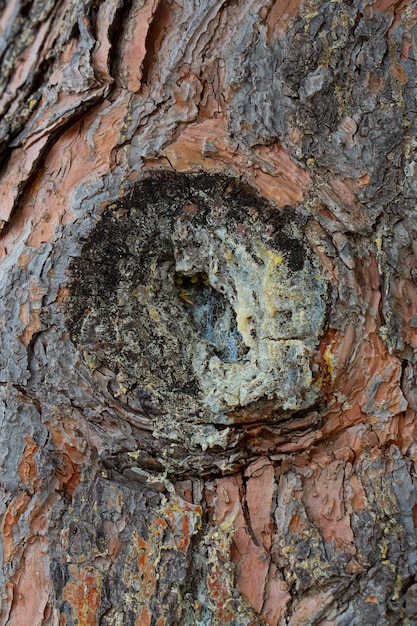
<box><xmin>1</xmin><ymin>0</ymin><xmax>417</xmax><ymax>624</ymax></box>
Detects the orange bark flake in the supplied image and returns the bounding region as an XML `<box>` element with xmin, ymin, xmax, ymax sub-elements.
<box><xmin>301</xmin><ymin>461</ymin><xmax>355</xmax><ymax>551</ymax></box>
<box><xmin>2</xmin><ymin>491</ymin><xmax>31</xmax><ymax>562</ymax></box>
<box><xmin>135</xmin><ymin>606</ymin><xmax>151</xmax><ymax>626</ymax></box>
<box><xmin>121</xmin><ymin>529</ymin><xmax>157</xmax><ymax>614</ymax></box>
<box><xmin>6</xmin><ymin>539</ymin><xmax>51</xmax><ymax>626</ymax></box>
<box><xmin>118</xmin><ymin>0</ymin><xmax>160</xmax><ymax>92</ymax></box>
<box><xmin>60</xmin><ymin>457</ymin><xmax>81</xmax><ymax>501</ymax></box>
<box><xmin>160</xmin><ymin>117</ymin><xmax>309</xmax><ymax>207</ymax></box>
<box><xmin>288</xmin><ymin>513</ymin><xmax>309</xmax><ymax>535</ymax></box>
<box><xmin>233</xmin><ymin>535</ymin><xmax>270</xmax><ymax>613</ymax></box>
<box><xmin>261</xmin><ymin>564</ymin><xmax>291</xmax><ymax>626</ymax></box>
<box><xmin>319</xmin><ymin>318</ymin><xmax>406</xmax><ymax>431</ymax></box>
<box><xmin>365</xmin><ymin>596</ymin><xmax>378</xmax><ymax>603</ymax></box>
<box><xmin>11</xmin><ymin>96</ymin><xmax>127</xmax><ymax>250</ymax></box>
<box><xmin>62</xmin><ymin>565</ymin><xmax>103</xmax><ymax>625</ymax></box>
<box><xmin>245</xmin><ymin>461</ymin><xmax>275</xmax><ymax>550</ymax></box>
<box><xmin>18</xmin><ymin>308</ymin><xmax>42</xmax><ymax>348</ymax></box>
<box><xmin>18</xmin><ymin>437</ymin><xmax>40</xmax><ymax>489</ymax></box>
<box><xmin>314</xmin><ymin>328</ymin><xmax>338</xmax><ymax>395</ymax></box>
<box><xmin>55</xmin><ymin>287</ymin><xmax>70</xmax><ymax>304</ymax></box>
<box><xmin>206</xmin><ymin>566</ymin><xmax>236</xmax><ymax>623</ymax></box>
<box><xmin>210</xmin><ymin>472</ymin><xmax>289</xmax><ymax>618</ymax></box>
<box><xmin>266</xmin><ymin>0</ymin><xmax>305</xmax><ymax>37</ymax></box>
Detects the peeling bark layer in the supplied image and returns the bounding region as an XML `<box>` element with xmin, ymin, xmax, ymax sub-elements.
<box><xmin>1</xmin><ymin>0</ymin><xmax>417</xmax><ymax>624</ymax></box>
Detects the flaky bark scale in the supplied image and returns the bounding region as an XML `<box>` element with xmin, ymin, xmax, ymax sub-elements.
<box><xmin>1</xmin><ymin>0</ymin><xmax>417</xmax><ymax>624</ymax></box>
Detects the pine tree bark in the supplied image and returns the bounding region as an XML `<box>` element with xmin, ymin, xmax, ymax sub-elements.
<box><xmin>1</xmin><ymin>0</ymin><xmax>417</xmax><ymax>624</ymax></box>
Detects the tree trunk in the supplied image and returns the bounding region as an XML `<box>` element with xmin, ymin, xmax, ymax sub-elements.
<box><xmin>1</xmin><ymin>0</ymin><xmax>417</xmax><ymax>624</ymax></box>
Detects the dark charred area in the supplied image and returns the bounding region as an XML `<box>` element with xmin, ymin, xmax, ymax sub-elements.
<box><xmin>52</xmin><ymin>171</ymin><xmax>330</xmax><ymax>506</ymax></box>
<box><xmin>66</xmin><ymin>172</ymin><xmax>328</xmax><ymax>469</ymax></box>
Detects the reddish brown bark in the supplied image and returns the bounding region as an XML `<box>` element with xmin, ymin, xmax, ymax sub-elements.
<box><xmin>1</xmin><ymin>0</ymin><xmax>417</xmax><ymax>624</ymax></box>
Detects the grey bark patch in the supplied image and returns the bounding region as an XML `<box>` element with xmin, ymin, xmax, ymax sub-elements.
<box><xmin>228</xmin><ymin>1</ymin><xmax>415</xmax><ymax>225</ymax></box>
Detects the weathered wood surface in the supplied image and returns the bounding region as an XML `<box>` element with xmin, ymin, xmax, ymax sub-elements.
<box><xmin>1</xmin><ymin>0</ymin><xmax>417</xmax><ymax>624</ymax></box>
